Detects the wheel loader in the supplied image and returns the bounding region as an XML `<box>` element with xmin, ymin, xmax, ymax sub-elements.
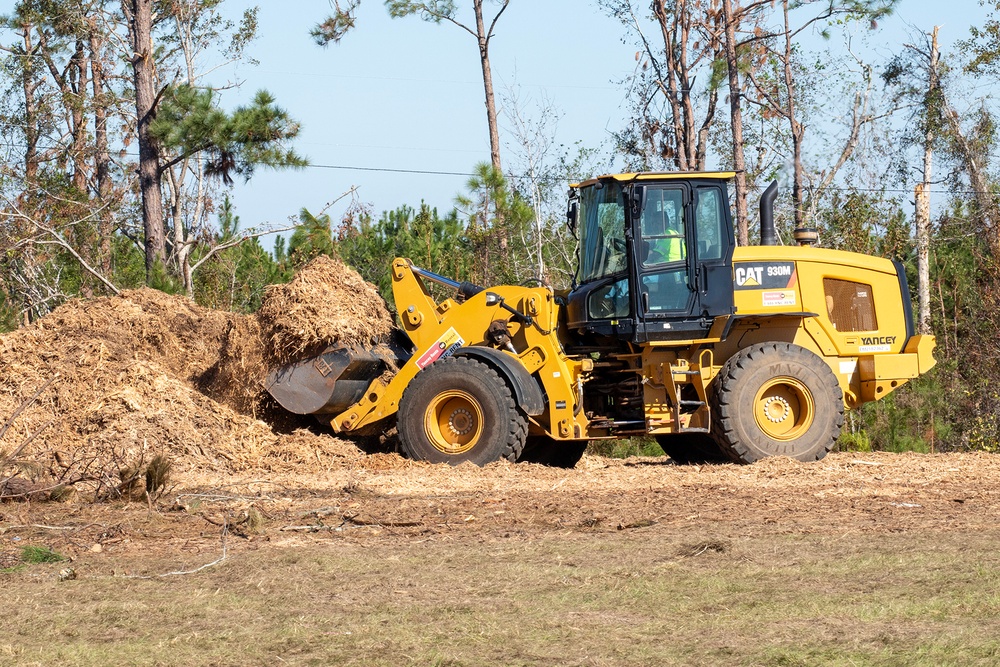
<box><xmin>266</xmin><ymin>172</ymin><xmax>936</xmax><ymax>466</ymax></box>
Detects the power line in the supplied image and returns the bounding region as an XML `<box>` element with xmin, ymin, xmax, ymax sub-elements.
<box><xmin>307</xmin><ymin>163</ymin><xmax>475</xmax><ymax>177</ymax></box>
<box><xmin>4</xmin><ymin>137</ymin><xmax>1000</xmax><ymax>194</ymax></box>
<box><xmin>254</xmin><ymin>69</ymin><xmax>620</xmax><ymax>91</ymax></box>
<box><xmin>822</xmin><ymin>184</ymin><xmax>997</xmax><ymax>196</ymax></box>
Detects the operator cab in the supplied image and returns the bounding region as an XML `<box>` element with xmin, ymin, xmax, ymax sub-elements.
<box><xmin>565</xmin><ymin>172</ymin><xmax>736</xmax><ymax>343</ymax></box>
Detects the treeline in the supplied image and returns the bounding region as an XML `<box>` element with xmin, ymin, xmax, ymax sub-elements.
<box><xmin>3</xmin><ymin>1</ymin><xmax>1000</xmax><ymax>453</ymax></box>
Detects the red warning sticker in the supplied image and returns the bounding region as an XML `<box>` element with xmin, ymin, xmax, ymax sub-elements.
<box><xmin>415</xmin><ymin>327</ymin><xmax>465</xmax><ymax>369</ymax></box>
<box><xmin>762</xmin><ymin>290</ymin><xmax>796</xmax><ymax>307</ymax></box>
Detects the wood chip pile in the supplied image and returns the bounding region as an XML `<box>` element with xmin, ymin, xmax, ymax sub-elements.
<box><xmin>258</xmin><ymin>255</ymin><xmax>395</xmax><ymax>364</ymax></box>
<box><xmin>0</xmin><ymin>258</ymin><xmax>397</xmax><ymax>497</ymax></box>
<box><xmin>203</xmin><ymin>255</ymin><xmax>397</xmax><ymax>417</ymax></box>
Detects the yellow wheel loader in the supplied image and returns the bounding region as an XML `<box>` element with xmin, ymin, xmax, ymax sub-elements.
<box><xmin>266</xmin><ymin>172</ymin><xmax>936</xmax><ymax>466</ymax></box>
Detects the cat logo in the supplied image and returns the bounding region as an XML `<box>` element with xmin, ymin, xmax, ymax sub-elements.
<box><xmin>734</xmin><ymin>261</ymin><xmax>796</xmax><ymax>290</ymax></box>
<box><xmin>735</xmin><ymin>265</ymin><xmax>763</xmax><ymax>287</ymax></box>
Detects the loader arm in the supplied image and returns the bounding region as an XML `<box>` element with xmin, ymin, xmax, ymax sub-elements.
<box><xmin>331</xmin><ymin>258</ymin><xmax>587</xmax><ymax>438</ymax></box>
<box><xmin>268</xmin><ymin>258</ymin><xmax>589</xmax><ymax>442</ymax></box>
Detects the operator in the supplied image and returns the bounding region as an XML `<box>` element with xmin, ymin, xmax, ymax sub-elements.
<box><xmin>643</xmin><ymin>200</ymin><xmax>685</xmax><ymax>266</ymax></box>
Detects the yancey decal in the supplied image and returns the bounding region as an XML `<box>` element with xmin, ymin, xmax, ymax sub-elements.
<box><xmin>858</xmin><ymin>335</ymin><xmax>896</xmax><ymax>354</ymax></box>
<box><xmin>415</xmin><ymin>327</ymin><xmax>465</xmax><ymax>369</ymax></box>
<box><xmin>734</xmin><ymin>262</ymin><xmax>797</xmax><ymax>290</ymax></box>
<box><xmin>762</xmin><ymin>290</ymin><xmax>796</xmax><ymax>307</ymax></box>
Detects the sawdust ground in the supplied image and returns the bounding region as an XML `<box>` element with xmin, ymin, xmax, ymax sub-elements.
<box><xmin>1</xmin><ymin>451</ymin><xmax>997</xmax><ymax>576</ymax></box>
<box><xmin>2</xmin><ymin>262</ymin><xmax>995</xmax><ymax>578</ymax></box>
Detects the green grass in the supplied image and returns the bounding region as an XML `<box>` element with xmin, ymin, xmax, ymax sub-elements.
<box><xmin>19</xmin><ymin>545</ymin><xmax>65</xmax><ymax>564</ymax></box>
<box><xmin>0</xmin><ymin>545</ymin><xmax>65</xmax><ymax>575</ymax></box>
<box><xmin>3</xmin><ymin>529</ymin><xmax>1000</xmax><ymax>665</ymax></box>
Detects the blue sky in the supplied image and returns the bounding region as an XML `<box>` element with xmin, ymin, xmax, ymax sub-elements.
<box><xmin>219</xmin><ymin>0</ymin><xmax>989</xmax><ymax>239</ymax></box>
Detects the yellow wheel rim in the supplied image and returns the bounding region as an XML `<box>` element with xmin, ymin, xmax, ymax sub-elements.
<box><xmin>424</xmin><ymin>390</ymin><xmax>484</xmax><ymax>455</ymax></box>
<box><xmin>753</xmin><ymin>377</ymin><xmax>814</xmax><ymax>441</ymax></box>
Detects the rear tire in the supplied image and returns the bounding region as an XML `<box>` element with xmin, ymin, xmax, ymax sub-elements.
<box><xmin>397</xmin><ymin>357</ymin><xmax>527</xmax><ymax>466</ymax></box>
<box><xmin>656</xmin><ymin>433</ymin><xmax>732</xmax><ymax>464</ymax></box>
<box><xmin>710</xmin><ymin>343</ymin><xmax>843</xmax><ymax>464</ymax></box>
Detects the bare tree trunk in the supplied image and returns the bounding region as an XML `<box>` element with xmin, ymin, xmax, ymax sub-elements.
<box><xmin>390</xmin><ymin>1</ymin><xmax>509</xmax><ymax>172</ymax></box>
<box><xmin>916</xmin><ymin>26</ymin><xmax>939</xmax><ymax>335</ymax></box>
<box><xmin>13</xmin><ymin>23</ymin><xmax>43</xmax><ymax>324</ymax></box>
<box><xmin>695</xmin><ymin>87</ymin><xmax>718</xmax><ymax>171</ymax></box>
<box><xmin>946</xmin><ymin>105</ymin><xmax>999</xmax><ymax>254</ymax></box>
<box><xmin>122</xmin><ymin>0</ymin><xmax>167</xmax><ymax>281</ymax></box>
<box><xmin>781</xmin><ymin>0</ymin><xmax>805</xmax><ymax>228</ymax></box>
<box><xmin>19</xmin><ymin>26</ymin><xmax>41</xmax><ymax>185</ymax></box>
<box><xmin>164</xmin><ymin>164</ymin><xmax>188</xmax><ymax>292</ymax></box>
<box><xmin>628</xmin><ymin>0</ymin><xmax>721</xmax><ymax>171</ymax></box>
<box><xmin>721</xmin><ymin>0</ymin><xmax>749</xmax><ymax>244</ymax></box>
<box><xmin>172</xmin><ymin>5</ymin><xmax>210</xmax><ymax>299</ymax></box>
<box><xmin>654</xmin><ymin>0</ymin><xmax>688</xmax><ymax>168</ymax></box>
<box><xmin>69</xmin><ymin>38</ymin><xmax>90</xmax><ymax>194</ymax></box>
<box><xmin>90</xmin><ymin>26</ymin><xmax>113</xmax><ymax>279</ymax></box>
<box><xmin>473</xmin><ymin>0</ymin><xmax>502</xmax><ymax>173</ymax></box>
<box><xmin>36</xmin><ymin>30</ymin><xmax>91</xmax><ymax>193</ymax></box>
<box><xmin>68</xmin><ymin>36</ymin><xmax>94</xmax><ymax>294</ymax></box>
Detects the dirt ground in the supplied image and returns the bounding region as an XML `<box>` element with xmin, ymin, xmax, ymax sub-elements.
<box><xmin>4</xmin><ymin>449</ymin><xmax>998</xmax><ymax>563</ymax></box>
<box><xmin>4</xmin><ymin>450</ymin><xmax>1000</xmax><ymax>665</ymax></box>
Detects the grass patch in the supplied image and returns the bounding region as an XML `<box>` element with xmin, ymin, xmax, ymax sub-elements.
<box><xmin>20</xmin><ymin>545</ymin><xmax>65</xmax><ymax>564</ymax></box>
<box><xmin>588</xmin><ymin>436</ymin><xmax>664</xmax><ymax>458</ymax></box>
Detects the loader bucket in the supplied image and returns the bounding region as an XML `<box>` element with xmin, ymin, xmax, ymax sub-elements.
<box><xmin>265</xmin><ymin>345</ymin><xmax>393</xmax><ymax>415</ymax></box>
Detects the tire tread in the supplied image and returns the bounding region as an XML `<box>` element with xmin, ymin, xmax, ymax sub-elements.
<box><xmin>398</xmin><ymin>357</ymin><xmax>527</xmax><ymax>465</ymax></box>
<box><xmin>710</xmin><ymin>342</ymin><xmax>843</xmax><ymax>464</ymax></box>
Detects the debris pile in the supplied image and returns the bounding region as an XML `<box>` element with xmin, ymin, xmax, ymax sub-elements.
<box><xmin>0</xmin><ymin>258</ymin><xmax>397</xmax><ymax>498</ymax></box>
<box><xmin>258</xmin><ymin>255</ymin><xmax>395</xmax><ymax>364</ymax></box>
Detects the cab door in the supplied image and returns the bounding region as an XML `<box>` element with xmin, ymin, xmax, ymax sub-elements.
<box><xmin>631</xmin><ymin>181</ymin><xmax>734</xmax><ymax>342</ymax></box>
<box><xmin>690</xmin><ymin>183</ymin><xmax>736</xmax><ymax>324</ymax></box>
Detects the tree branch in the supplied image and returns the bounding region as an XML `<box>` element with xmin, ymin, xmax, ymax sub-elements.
<box><xmin>411</xmin><ymin>5</ymin><xmax>477</xmax><ymax>39</ymax></box>
<box><xmin>0</xmin><ymin>375</ymin><xmax>59</xmax><ymax>442</ymax></box>
<box><xmin>485</xmin><ymin>0</ymin><xmax>511</xmax><ymax>43</ymax></box>
<box><xmin>189</xmin><ymin>223</ymin><xmax>298</xmax><ymax>273</ymax></box>
<box><xmin>1</xmin><ymin>196</ymin><xmax>121</xmax><ymax>295</ymax></box>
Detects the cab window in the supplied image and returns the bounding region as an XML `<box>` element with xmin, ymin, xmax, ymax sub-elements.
<box><xmin>577</xmin><ymin>181</ymin><xmax>627</xmax><ymax>283</ymax></box>
<box><xmin>588</xmin><ymin>277</ymin><xmax>630</xmax><ymax>320</ymax></box>
<box><xmin>695</xmin><ymin>187</ymin><xmax>725</xmax><ymax>261</ymax></box>
<box><xmin>640</xmin><ymin>187</ymin><xmax>686</xmax><ymax>267</ymax></box>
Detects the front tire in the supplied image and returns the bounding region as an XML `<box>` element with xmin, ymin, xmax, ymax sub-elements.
<box><xmin>711</xmin><ymin>343</ymin><xmax>843</xmax><ymax>464</ymax></box>
<box><xmin>397</xmin><ymin>357</ymin><xmax>527</xmax><ymax>466</ymax></box>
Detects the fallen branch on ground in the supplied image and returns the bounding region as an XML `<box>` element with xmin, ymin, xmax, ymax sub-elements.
<box><xmin>279</xmin><ymin>513</ymin><xmax>423</xmax><ymax>532</ymax></box>
<box><xmin>280</xmin><ymin>524</ymin><xmax>341</xmax><ymax>532</ymax></box>
<box><xmin>0</xmin><ymin>523</ymin><xmax>105</xmax><ymax>534</ymax></box>
<box><xmin>121</xmin><ymin>524</ymin><xmax>229</xmax><ymax>579</ymax></box>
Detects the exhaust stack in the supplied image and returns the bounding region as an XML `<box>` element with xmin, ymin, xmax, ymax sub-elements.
<box><xmin>760</xmin><ymin>180</ymin><xmax>778</xmax><ymax>246</ymax></box>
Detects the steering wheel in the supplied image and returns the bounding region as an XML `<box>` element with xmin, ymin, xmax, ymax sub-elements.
<box><xmin>594</xmin><ymin>298</ymin><xmax>616</xmax><ymax>319</ymax></box>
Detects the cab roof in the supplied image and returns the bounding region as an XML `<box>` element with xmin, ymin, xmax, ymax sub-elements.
<box><xmin>571</xmin><ymin>171</ymin><xmax>736</xmax><ymax>189</ymax></box>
